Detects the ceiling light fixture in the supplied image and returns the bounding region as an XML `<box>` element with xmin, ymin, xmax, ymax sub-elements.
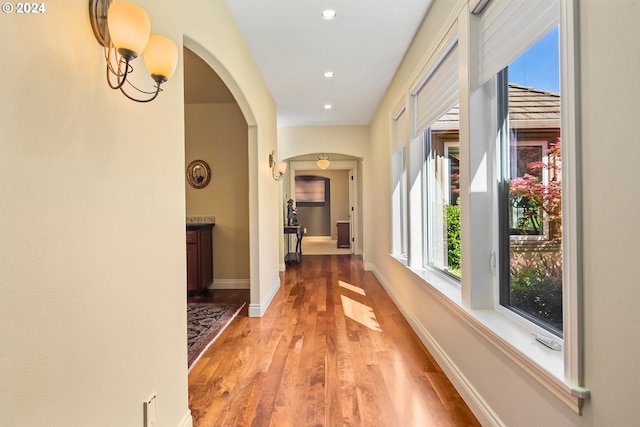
<box><xmin>317</xmin><ymin>153</ymin><xmax>330</xmax><ymax>169</ymax></box>
<box><xmin>89</xmin><ymin>0</ymin><xmax>179</xmax><ymax>102</ymax></box>
<box><xmin>323</xmin><ymin>71</ymin><xmax>335</xmax><ymax>78</ymax></box>
<box><xmin>324</xmin><ymin>104</ymin><xmax>332</xmax><ymax>109</ymax></box>
<box><xmin>321</xmin><ymin>9</ymin><xmax>337</xmax><ymax>20</ymax></box>
<box><xmin>316</xmin><ymin>153</ymin><xmax>331</xmax><ymax>169</ymax></box>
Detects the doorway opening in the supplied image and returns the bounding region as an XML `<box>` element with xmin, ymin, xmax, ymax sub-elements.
<box><xmin>287</xmin><ymin>155</ymin><xmax>361</xmax><ymax>256</ymax></box>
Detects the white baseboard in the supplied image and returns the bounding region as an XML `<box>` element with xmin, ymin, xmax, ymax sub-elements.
<box><xmin>368</xmin><ymin>263</ymin><xmax>504</xmax><ymax>427</ymax></box>
<box><xmin>208</xmin><ymin>279</ymin><xmax>250</xmax><ymax>289</ymax></box>
<box><xmin>248</xmin><ymin>275</ymin><xmax>280</xmax><ymax>317</ymax></box>
<box><xmin>177</xmin><ymin>410</ymin><xmax>193</xmax><ymax>427</ymax></box>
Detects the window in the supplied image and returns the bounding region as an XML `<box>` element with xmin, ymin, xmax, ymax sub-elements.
<box><xmin>387</xmin><ymin>0</ymin><xmax>586</xmax><ymax>411</ymax></box>
<box><xmin>412</xmin><ymin>40</ymin><xmax>460</xmax><ymax>279</ymax></box>
<box><xmin>391</xmin><ymin>107</ymin><xmax>408</xmax><ymax>259</ymax></box>
<box><xmin>425</xmin><ymin>117</ymin><xmax>460</xmax><ymax>278</ymax></box>
<box><xmin>498</xmin><ymin>26</ymin><xmax>563</xmax><ymax>335</ymax></box>
<box><xmin>509</xmin><ymin>141</ymin><xmax>549</xmax><ymax>238</ymax></box>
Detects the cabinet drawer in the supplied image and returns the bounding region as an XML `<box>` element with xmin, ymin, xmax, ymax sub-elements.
<box><xmin>186</xmin><ymin>230</ymin><xmax>199</xmax><ymax>243</ymax></box>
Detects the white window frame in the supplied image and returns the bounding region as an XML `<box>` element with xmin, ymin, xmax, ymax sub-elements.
<box><xmin>391</xmin><ymin>106</ymin><xmax>409</xmax><ymax>262</ymax></box>
<box><xmin>444</xmin><ymin>141</ymin><xmax>460</xmax><ymax>205</ymax></box>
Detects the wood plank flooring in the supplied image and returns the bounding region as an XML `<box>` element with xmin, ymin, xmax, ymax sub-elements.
<box><xmin>188</xmin><ymin>255</ymin><xmax>480</xmax><ymax>427</ymax></box>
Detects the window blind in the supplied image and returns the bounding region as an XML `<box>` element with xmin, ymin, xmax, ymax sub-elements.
<box><xmin>479</xmin><ymin>0</ymin><xmax>559</xmax><ymax>84</ymax></box>
<box><xmin>414</xmin><ymin>43</ymin><xmax>459</xmax><ymax>136</ymax></box>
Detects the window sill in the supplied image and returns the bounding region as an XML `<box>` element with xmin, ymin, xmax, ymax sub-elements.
<box><xmin>402</xmin><ymin>265</ymin><xmax>590</xmax><ymax>414</ymax></box>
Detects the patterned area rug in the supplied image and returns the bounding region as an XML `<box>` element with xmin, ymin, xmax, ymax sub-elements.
<box><xmin>187</xmin><ymin>302</ymin><xmax>244</xmax><ymax>370</ymax></box>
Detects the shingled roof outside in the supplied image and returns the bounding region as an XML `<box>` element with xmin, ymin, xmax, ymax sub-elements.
<box><xmin>432</xmin><ymin>84</ymin><xmax>560</xmax><ymax>131</ymax></box>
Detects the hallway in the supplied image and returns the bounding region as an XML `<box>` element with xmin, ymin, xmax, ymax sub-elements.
<box><xmin>188</xmin><ymin>255</ymin><xmax>480</xmax><ymax>426</ymax></box>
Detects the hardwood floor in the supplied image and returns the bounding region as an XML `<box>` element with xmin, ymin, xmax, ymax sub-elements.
<box><xmin>188</xmin><ymin>255</ymin><xmax>480</xmax><ymax>427</ymax></box>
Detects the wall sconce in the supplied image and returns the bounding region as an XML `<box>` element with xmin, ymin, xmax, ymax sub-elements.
<box><xmin>89</xmin><ymin>0</ymin><xmax>179</xmax><ymax>102</ymax></box>
<box><xmin>317</xmin><ymin>153</ymin><xmax>330</xmax><ymax>169</ymax></box>
<box><xmin>269</xmin><ymin>151</ymin><xmax>287</xmax><ymax>181</ymax></box>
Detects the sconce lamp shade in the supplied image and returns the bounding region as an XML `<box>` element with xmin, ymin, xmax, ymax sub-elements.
<box><xmin>107</xmin><ymin>0</ymin><xmax>151</xmax><ymax>57</ymax></box>
<box><xmin>277</xmin><ymin>161</ymin><xmax>288</xmax><ymax>175</ymax></box>
<box><xmin>144</xmin><ymin>34</ymin><xmax>179</xmax><ymax>81</ymax></box>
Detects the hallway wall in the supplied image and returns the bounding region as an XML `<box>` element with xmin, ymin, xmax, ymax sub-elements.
<box><xmin>0</xmin><ymin>1</ymin><xmax>189</xmax><ymax>426</ymax></box>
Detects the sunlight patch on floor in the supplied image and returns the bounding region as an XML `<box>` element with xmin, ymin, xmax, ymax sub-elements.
<box><xmin>339</xmin><ymin>280</ymin><xmax>366</xmax><ymax>296</ymax></box>
<box><xmin>341</xmin><ymin>295</ymin><xmax>382</xmax><ymax>332</ymax></box>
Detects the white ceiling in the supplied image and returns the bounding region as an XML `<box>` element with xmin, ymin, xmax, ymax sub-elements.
<box><xmin>225</xmin><ymin>0</ymin><xmax>433</xmax><ymax>126</ymax></box>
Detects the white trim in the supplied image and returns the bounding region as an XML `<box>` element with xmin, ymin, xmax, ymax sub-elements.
<box><xmin>209</xmin><ymin>279</ymin><xmax>250</xmax><ymax>290</ymax></box>
<box><xmin>369</xmin><ymin>263</ymin><xmax>505</xmax><ymax>427</ymax></box>
<box><xmin>177</xmin><ymin>410</ymin><xmax>193</xmax><ymax>427</ymax></box>
<box><xmin>559</xmin><ymin>0</ymin><xmax>583</xmax><ymax>391</ymax></box>
<box><xmin>248</xmin><ymin>275</ymin><xmax>280</xmax><ymax>317</ymax></box>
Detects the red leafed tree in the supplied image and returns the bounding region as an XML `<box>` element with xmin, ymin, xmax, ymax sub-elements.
<box><xmin>509</xmin><ymin>138</ymin><xmax>562</xmax><ymax>239</ymax></box>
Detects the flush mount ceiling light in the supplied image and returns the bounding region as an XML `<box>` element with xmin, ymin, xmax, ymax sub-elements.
<box><xmin>324</xmin><ymin>104</ymin><xmax>332</xmax><ymax>109</ymax></box>
<box><xmin>89</xmin><ymin>0</ymin><xmax>179</xmax><ymax>102</ymax></box>
<box><xmin>323</xmin><ymin>71</ymin><xmax>335</xmax><ymax>78</ymax></box>
<box><xmin>317</xmin><ymin>153</ymin><xmax>330</xmax><ymax>169</ymax></box>
<box><xmin>321</xmin><ymin>9</ymin><xmax>337</xmax><ymax>20</ymax></box>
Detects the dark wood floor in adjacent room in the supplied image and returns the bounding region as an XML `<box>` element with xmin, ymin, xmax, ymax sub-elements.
<box><xmin>188</xmin><ymin>255</ymin><xmax>480</xmax><ymax>427</ymax></box>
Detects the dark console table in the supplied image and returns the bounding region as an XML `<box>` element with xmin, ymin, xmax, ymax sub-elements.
<box><xmin>284</xmin><ymin>225</ymin><xmax>303</xmax><ymax>264</ymax></box>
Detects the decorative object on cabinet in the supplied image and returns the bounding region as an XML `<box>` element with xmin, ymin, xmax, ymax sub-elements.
<box><xmin>186</xmin><ymin>160</ymin><xmax>211</xmax><ymax>189</ymax></box>
<box><xmin>186</xmin><ymin>223</ymin><xmax>214</xmax><ymax>292</ymax></box>
<box><xmin>286</xmin><ymin>198</ymin><xmax>299</xmax><ymax>226</ymax></box>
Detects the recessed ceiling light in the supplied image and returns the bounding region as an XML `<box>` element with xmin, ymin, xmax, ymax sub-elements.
<box><xmin>321</xmin><ymin>9</ymin><xmax>337</xmax><ymax>20</ymax></box>
<box><xmin>323</xmin><ymin>71</ymin><xmax>335</xmax><ymax>78</ymax></box>
<box><xmin>324</xmin><ymin>104</ymin><xmax>332</xmax><ymax>109</ymax></box>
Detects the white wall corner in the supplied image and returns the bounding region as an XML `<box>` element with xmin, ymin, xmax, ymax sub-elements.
<box><xmin>248</xmin><ymin>275</ymin><xmax>281</xmax><ymax>317</ymax></box>
<box><xmin>368</xmin><ymin>263</ymin><xmax>504</xmax><ymax>427</ymax></box>
<box><xmin>178</xmin><ymin>410</ymin><xmax>193</xmax><ymax>427</ymax></box>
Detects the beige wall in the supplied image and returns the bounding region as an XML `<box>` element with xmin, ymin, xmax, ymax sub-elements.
<box><xmin>278</xmin><ymin>125</ymin><xmax>369</xmax><ymax>160</ymax></box>
<box><xmin>185</xmin><ymin>103</ymin><xmax>249</xmax><ymax>285</ymax></box>
<box><xmin>0</xmin><ymin>1</ymin><xmax>190</xmax><ymax>426</ymax></box>
<box><xmin>0</xmin><ymin>0</ymin><xmax>279</xmax><ymax>425</ymax></box>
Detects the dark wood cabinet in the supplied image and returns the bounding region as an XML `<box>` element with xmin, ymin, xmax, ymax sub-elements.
<box><xmin>186</xmin><ymin>224</ymin><xmax>213</xmax><ymax>292</ymax></box>
<box><xmin>337</xmin><ymin>221</ymin><xmax>350</xmax><ymax>248</ymax></box>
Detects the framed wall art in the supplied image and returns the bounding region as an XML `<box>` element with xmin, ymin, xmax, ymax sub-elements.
<box><xmin>186</xmin><ymin>160</ymin><xmax>211</xmax><ymax>189</ymax></box>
